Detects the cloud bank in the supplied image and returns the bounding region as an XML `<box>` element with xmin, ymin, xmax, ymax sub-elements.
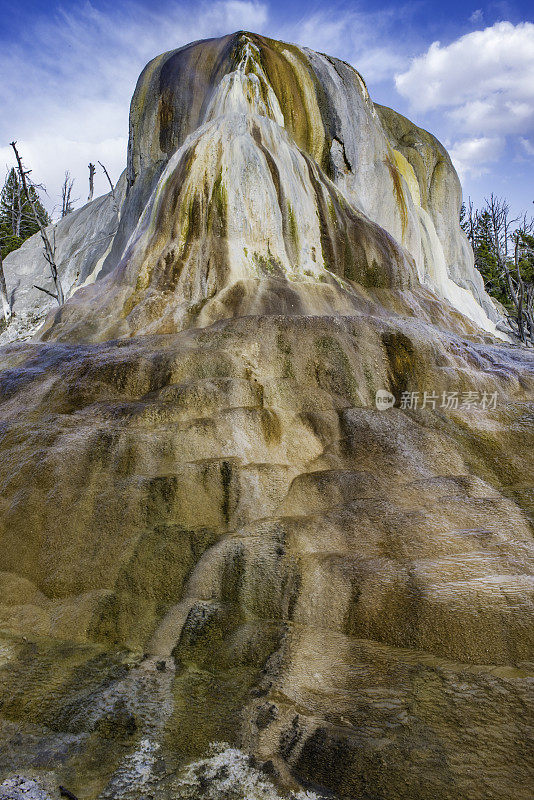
<box><xmin>395</xmin><ymin>21</ymin><xmax>534</xmax><ymax>178</ymax></box>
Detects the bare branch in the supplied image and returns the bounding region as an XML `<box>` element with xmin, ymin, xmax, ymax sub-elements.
<box><xmin>10</xmin><ymin>141</ymin><xmax>64</xmax><ymax>305</ymax></box>
<box><xmin>33</xmin><ymin>284</ymin><xmax>59</xmax><ymax>300</ymax></box>
<box><xmin>98</xmin><ymin>161</ymin><xmax>115</xmax><ymax>198</ymax></box>
<box><xmin>61</xmin><ymin>171</ymin><xmax>77</xmax><ymax>217</ymax></box>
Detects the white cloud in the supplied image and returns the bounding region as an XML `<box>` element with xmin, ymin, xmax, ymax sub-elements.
<box><xmin>449</xmin><ymin>136</ymin><xmax>504</xmax><ymax>180</ymax></box>
<box><xmin>519</xmin><ymin>137</ymin><xmax>534</xmax><ymax>156</ymax></box>
<box><xmin>469</xmin><ymin>9</ymin><xmax>483</xmax><ymax>24</ymax></box>
<box><xmin>223</xmin><ymin>0</ymin><xmax>268</xmax><ymax>28</ymax></box>
<box><xmin>394</xmin><ymin>21</ymin><xmax>534</xmax><ymax>186</ymax></box>
<box><xmin>0</xmin><ymin>0</ymin><xmax>269</xmax><ymax>214</ymax></box>
<box><xmin>395</xmin><ymin>21</ymin><xmax>534</xmax><ymax>133</ymax></box>
<box><xmin>288</xmin><ymin>8</ymin><xmax>410</xmax><ymax>84</ymax></box>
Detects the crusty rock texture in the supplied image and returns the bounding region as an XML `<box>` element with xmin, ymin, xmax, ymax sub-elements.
<box><xmin>0</xmin><ymin>175</ymin><xmax>125</xmax><ymax>346</ymax></box>
<box><xmin>0</xmin><ymin>32</ymin><xmax>532</xmax><ymax>800</ymax></box>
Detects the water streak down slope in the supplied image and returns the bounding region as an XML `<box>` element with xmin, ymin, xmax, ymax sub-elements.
<box><xmin>0</xmin><ymin>31</ymin><xmax>532</xmax><ymax>800</ymax></box>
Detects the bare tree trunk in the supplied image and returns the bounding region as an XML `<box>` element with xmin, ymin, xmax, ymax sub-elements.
<box><xmin>98</xmin><ymin>161</ymin><xmax>115</xmax><ymax>198</ymax></box>
<box><xmin>61</xmin><ymin>171</ymin><xmax>75</xmax><ymax>217</ymax></box>
<box><xmin>0</xmin><ymin>251</ymin><xmax>11</xmax><ymax>324</ymax></box>
<box><xmin>16</xmin><ymin>179</ymin><xmax>23</xmax><ymax>238</ymax></box>
<box><xmin>9</xmin><ymin>176</ymin><xmax>23</xmax><ymax>238</ymax></box>
<box><xmin>10</xmin><ymin>141</ymin><xmax>64</xmax><ymax>305</ymax></box>
<box><xmin>466</xmin><ymin>198</ymin><xmax>476</xmax><ymax>248</ymax></box>
<box><xmin>526</xmin><ymin>285</ymin><xmax>534</xmax><ymax>346</ymax></box>
<box><xmin>9</xmin><ymin>179</ymin><xmax>15</xmax><ymax>237</ymax></box>
<box><xmin>15</xmin><ymin>182</ymin><xmax>21</xmax><ymax>237</ymax></box>
<box><xmin>88</xmin><ymin>163</ymin><xmax>96</xmax><ymax>202</ymax></box>
<box><xmin>514</xmin><ymin>236</ymin><xmax>525</xmax><ymax>344</ymax></box>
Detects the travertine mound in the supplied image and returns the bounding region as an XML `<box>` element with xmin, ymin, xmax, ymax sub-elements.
<box><xmin>2</xmin><ymin>32</ymin><xmax>505</xmax><ymax>343</ymax></box>
<box><xmin>0</xmin><ymin>32</ymin><xmax>532</xmax><ymax>800</ymax></box>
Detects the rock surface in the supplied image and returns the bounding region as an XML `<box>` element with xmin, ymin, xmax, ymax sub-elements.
<box><xmin>0</xmin><ymin>175</ymin><xmax>125</xmax><ymax>346</ymax></box>
<box><xmin>0</xmin><ymin>31</ymin><xmax>532</xmax><ymax>800</ymax></box>
<box><xmin>0</xmin><ymin>776</ymin><xmax>55</xmax><ymax>800</ymax></box>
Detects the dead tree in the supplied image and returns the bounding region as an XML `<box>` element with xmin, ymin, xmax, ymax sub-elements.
<box><xmin>462</xmin><ymin>197</ymin><xmax>478</xmax><ymax>249</ymax></box>
<box><xmin>481</xmin><ymin>194</ymin><xmax>531</xmax><ymax>342</ymax></box>
<box><xmin>0</xmin><ymin>251</ymin><xmax>11</xmax><ymax>324</ymax></box>
<box><xmin>61</xmin><ymin>171</ymin><xmax>76</xmax><ymax>217</ymax></box>
<box><xmin>526</xmin><ymin>282</ymin><xmax>534</xmax><ymax>345</ymax></box>
<box><xmin>88</xmin><ymin>162</ymin><xmax>96</xmax><ymax>202</ymax></box>
<box><xmin>10</xmin><ymin>142</ymin><xmax>64</xmax><ymax>305</ymax></box>
<box><xmin>500</xmin><ymin>230</ymin><xmax>534</xmax><ymax>346</ymax></box>
<box><xmin>512</xmin><ymin>235</ymin><xmax>525</xmax><ymax>343</ymax></box>
<box><xmin>12</xmin><ymin>175</ymin><xmax>21</xmax><ymax>237</ymax></box>
<box><xmin>515</xmin><ymin>232</ymin><xmax>534</xmax><ymax>346</ymax></box>
<box><xmin>485</xmin><ymin>194</ymin><xmax>518</xmax><ymax>268</ymax></box>
<box><xmin>3</xmin><ymin>168</ymin><xmax>24</xmax><ymax>237</ymax></box>
<box><xmin>98</xmin><ymin>161</ymin><xmax>115</xmax><ymax>198</ymax></box>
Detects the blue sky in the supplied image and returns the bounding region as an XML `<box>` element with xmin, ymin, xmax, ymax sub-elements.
<box><xmin>1</xmin><ymin>0</ymin><xmax>533</xmax><ymax>218</ymax></box>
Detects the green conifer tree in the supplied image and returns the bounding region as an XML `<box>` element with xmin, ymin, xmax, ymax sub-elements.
<box><xmin>0</xmin><ymin>168</ymin><xmax>50</xmax><ymax>259</ymax></box>
<box><xmin>472</xmin><ymin>210</ymin><xmax>508</xmax><ymax>305</ymax></box>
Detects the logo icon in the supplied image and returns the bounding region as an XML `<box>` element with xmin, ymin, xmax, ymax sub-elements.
<box><xmin>375</xmin><ymin>389</ymin><xmax>395</xmax><ymax>410</ymax></box>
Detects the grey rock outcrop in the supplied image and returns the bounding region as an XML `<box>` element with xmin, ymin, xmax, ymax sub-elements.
<box><xmin>0</xmin><ymin>174</ymin><xmax>125</xmax><ymax>345</ymax></box>
<box><xmin>0</xmin><ymin>776</ymin><xmax>54</xmax><ymax>800</ymax></box>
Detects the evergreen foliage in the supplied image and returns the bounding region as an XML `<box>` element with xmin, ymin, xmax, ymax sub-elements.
<box><xmin>0</xmin><ymin>168</ymin><xmax>50</xmax><ymax>259</ymax></box>
<box><xmin>462</xmin><ymin>196</ymin><xmax>534</xmax><ymax>344</ymax></box>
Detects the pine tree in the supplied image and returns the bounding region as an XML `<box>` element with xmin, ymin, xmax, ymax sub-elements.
<box><xmin>0</xmin><ymin>168</ymin><xmax>50</xmax><ymax>259</ymax></box>
<box><xmin>517</xmin><ymin>231</ymin><xmax>534</xmax><ymax>285</ymax></box>
<box><xmin>464</xmin><ymin>195</ymin><xmax>534</xmax><ymax>344</ymax></box>
<box><xmin>473</xmin><ymin>210</ymin><xmax>508</xmax><ymax>305</ymax></box>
